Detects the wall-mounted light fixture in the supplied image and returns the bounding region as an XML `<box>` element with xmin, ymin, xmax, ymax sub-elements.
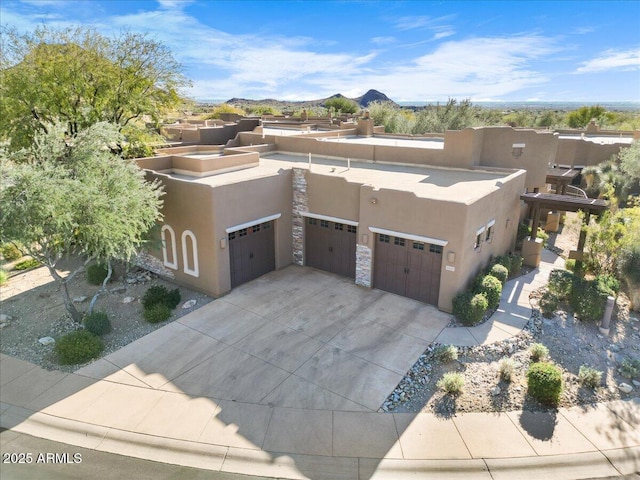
<box><xmin>370</xmin><ymin>197</ymin><xmax>378</xmax><ymax>204</ymax></box>
<box><xmin>512</xmin><ymin>143</ymin><xmax>525</xmax><ymax>158</ymax></box>
<box><xmin>362</xmin><ymin>234</ymin><xmax>369</xmax><ymax>244</ymax></box>
<box><xmin>220</xmin><ymin>238</ymin><xmax>227</xmax><ymax>249</ymax></box>
<box><xmin>447</xmin><ymin>251</ymin><xmax>456</xmax><ymax>263</ymax></box>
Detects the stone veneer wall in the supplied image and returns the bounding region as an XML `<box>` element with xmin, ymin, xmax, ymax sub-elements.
<box><xmin>355</xmin><ymin>244</ymin><xmax>372</xmax><ymax>287</ymax></box>
<box><xmin>292</xmin><ymin>168</ymin><xmax>308</xmax><ymax>265</ymax></box>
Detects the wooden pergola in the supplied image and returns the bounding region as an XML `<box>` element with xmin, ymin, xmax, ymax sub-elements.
<box><xmin>520</xmin><ymin>192</ymin><xmax>609</xmax><ymax>271</ymax></box>
<box><xmin>545</xmin><ymin>168</ymin><xmax>580</xmax><ymax>195</ymax></box>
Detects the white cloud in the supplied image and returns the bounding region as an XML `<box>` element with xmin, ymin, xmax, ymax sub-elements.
<box><xmin>371</xmin><ymin>36</ymin><xmax>396</xmax><ymax>45</ymax></box>
<box><xmin>157</xmin><ymin>0</ymin><xmax>195</xmax><ymax>9</ymax></box>
<box><xmin>576</xmin><ymin>48</ymin><xmax>640</xmax><ymax>73</ymax></box>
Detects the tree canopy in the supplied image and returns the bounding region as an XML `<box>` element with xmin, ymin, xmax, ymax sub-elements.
<box><xmin>0</xmin><ymin>26</ymin><xmax>189</xmax><ymax>151</ymax></box>
<box><xmin>324</xmin><ymin>96</ymin><xmax>359</xmax><ymax>115</ymax></box>
<box><xmin>0</xmin><ymin>122</ymin><xmax>164</xmax><ymax>321</ymax></box>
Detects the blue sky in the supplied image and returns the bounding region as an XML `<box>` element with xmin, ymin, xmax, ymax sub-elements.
<box><xmin>2</xmin><ymin>0</ymin><xmax>639</xmax><ymax>102</ymax></box>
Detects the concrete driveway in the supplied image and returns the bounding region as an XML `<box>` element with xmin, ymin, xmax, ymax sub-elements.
<box><xmin>77</xmin><ymin>265</ymin><xmax>450</xmax><ymax>412</ymax></box>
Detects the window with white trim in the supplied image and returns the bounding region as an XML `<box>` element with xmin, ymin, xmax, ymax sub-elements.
<box><xmin>181</xmin><ymin>230</ymin><xmax>199</xmax><ymax>277</ymax></box>
<box><xmin>474</xmin><ymin>226</ymin><xmax>485</xmax><ymax>251</ymax></box>
<box><xmin>486</xmin><ymin>219</ymin><xmax>496</xmax><ymax>243</ymax></box>
<box><xmin>161</xmin><ymin>225</ymin><xmax>178</xmax><ymax>269</ymax></box>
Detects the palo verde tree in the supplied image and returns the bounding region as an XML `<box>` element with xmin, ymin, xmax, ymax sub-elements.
<box><xmin>0</xmin><ymin>122</ymin><xmax>164</xmax><ymax>322</ymax></box>
<box><xmin>0</xmin><ymin>26</ymin><xmax>189</xmax><ymax>152</ymax></box>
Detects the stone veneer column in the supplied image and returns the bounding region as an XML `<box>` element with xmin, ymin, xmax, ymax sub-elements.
<box><xmin>355</xmin><ymin>244</ymin><xmax>372</xmax><ymax>287</ymax></box>
<box><xmin>292</xmin><ymin>168</ymin><xmax>308</xmax><ymax>265</ymax></box>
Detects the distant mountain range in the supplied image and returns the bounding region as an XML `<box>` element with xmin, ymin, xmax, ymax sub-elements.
<box><xmin>225</xmin><ymin>89</ymin><xmax>399</xmax><ymax>109</ymax></box>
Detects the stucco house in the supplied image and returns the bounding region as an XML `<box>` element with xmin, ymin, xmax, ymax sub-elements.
<box><xmin>135</xmin><ymin>117</ymin><xmax>634</xmax><ymax>312</ymax></box>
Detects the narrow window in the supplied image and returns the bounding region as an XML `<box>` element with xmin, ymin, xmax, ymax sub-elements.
<box><xmin>252</xmin><ymin>224</ymin><xmax>261</xmax><ymax>233</ymax></box>
<box><xmin>429</xmin><ymin>244</ymin><xmax>443</xmax><ymax>254</ymax></box>
<box><xmin>474</xmin><ymin>233</ymin><xmax>482</xmax><ymax>250</ymax></box>
<box><xmin>161</xmin><ymin>225</ymin><xmax>178</xmax><ymax>269</ymax></box>
<box><xmin>379</xmin><ymin>234</ymin><xmax>390</xmax><ymax>243</ymax></box>
<box><xmin>486</xmin><ymin>225</ymin><xmax>494</xmax><ymax>243</ymax></box>
<box><xmin>394</xmin><ymin>237</ymin><xmax>405</xmax><ymax>246</ymax></box>
<box><xmin>182</xmin><ymin>230</ymin><xmax>199</xmax><ymax>277</ymax></box>
<box><xmin>347</xmin><ymin>225</ymin><xmax>357</xmax><ymax>234</ymax></box>
<box><xmin>238</xmin><ymin>228</ymin><xmax>248</xmax><ymax>237</ymax></box>
<box><xmin>228</xmin><ymin>231</ymin><xmax>236</xmax><ymax>241</ymax></box>
<box><xmin>308</xmin><ymin>218</ymin><xmax>317</xmax><ymax>225</ymax></box>
<box><xmin>320</xmin><ymin>220</ymin><xmax>329</xmax><ymax>228</ymax></box>
<box><xmin>334</xmin><ymin>223</ymin><xmax>344</xmax><ymax>231</ymax></box>
<box><xmin>413</xmin><ymin>242</ymin><xmax>425</xmax><ymax>251</ymax></box>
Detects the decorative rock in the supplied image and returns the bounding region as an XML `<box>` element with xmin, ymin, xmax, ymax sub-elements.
<box><xmin>0</xmin><ymin>314</ymin><xmax>12</xmax><ymax>322</ymax></box>
<box><xmin>73</xmin><ymin>296</ymin><xmax>88</xmax><ymax>303</ymax></box>
<box><xmin>38</xmin><ymin>336</ymin><xmax>55</xmax><ymax>346</ymax></box>
<box><xmin>618</xmin><ymin>383</ymin><xmax>634</xmax><ymax>394</ymax></box>
<box><xmin>632</xmin><ymin>380</ymin><xmax>640</xmax><ymax>387</ymax></box>
<box><xmin>491</xmin><ymin>386</ymin><xmax>501</xmax><ymax>396</ymax></box>
<box><xmin>182</xmin><ymin>299</ymin><xmax>197</xmax><ymax>309</ymax></box>
<box><xmin>122</xmin><ymin>296</ymin><xmax>135</xmax><ymax>304</ymax></box>
<box><xmin>0</xmin><ymin>322</ymin><xmax>8</xmax><ymax>329</ymax></box>
<box><xmin>111</xmin><ymin>286</ymin><xmax>127</xmax><ymax>294</ymax></box>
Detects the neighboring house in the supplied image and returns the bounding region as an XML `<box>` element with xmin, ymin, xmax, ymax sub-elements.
<box><xmin>135</xmin><ymin>118</ymin><xmax>635</xmax><ymax>312</ymax></box>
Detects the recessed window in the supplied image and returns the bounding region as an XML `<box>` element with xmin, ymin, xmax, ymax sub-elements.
<box><xmin>474</xmin><ymin>233</ymin><xmax>482</xmax><ymax>250</ymax></box>
<box><xmin>334</xmin><ymin>223</ymin><xmax>344</xmax><ymax>231</ymax></box>
<box><xmin>347</xmin><ymin>225</ymin><xmax>357</xmax><ymax>234</ymax></box>
<box><xmin>486</xmin><ymin>225</ymin><xmax>494</xmax><ymax>243</ymax></box>
<box><xmin>181</xmin><ymin>230</ymin><xmax>199</xmax><ymax>277</ymax></box>
<box><xmin>429</xmin><ymin>244</ymin><xmax>443</xmax><ymax>254</ymax></box>
<box><xmin>161</xmin><ymin>225</ymin><xmax>178</xmax><ymax>270</ymax></box>
<box><xmin>320</xmin><ymin>220</ymin><xmax>329</xmax><ymax>228</ymax></box>
<box><xmin>379</xmin><ymin>234</ymin><xmax>390</xmax><ymax>243</ymax></box>
<box><xmin>394</xmin><ymin>237</ymin><xmax>405</xmax><ymax>246</ymax></box>
<box><xmin>413</xmin><ymin>242</ymin><xmax>425</xmax><ymax>251</ymax></box>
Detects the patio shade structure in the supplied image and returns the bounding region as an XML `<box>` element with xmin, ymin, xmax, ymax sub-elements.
<box><xmin>545</xmin><ymin>168</ymin><xmax>580</xmax><ymax>195</ymax></box>
<box><xmin>520</xmin><ymin>192</ymin><xmax>609</xmax><ymax>272</ymax></box>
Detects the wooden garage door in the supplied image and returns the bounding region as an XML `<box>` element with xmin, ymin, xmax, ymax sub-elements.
<box><xmin>305</xmin><ymin>218</ymin><xmax>356</xmax><ymax>278</ymax></box>
<box><xmin>229</xmin><ymin>221</ymin><xmax>275</xmax><ymax>288</ymax></box>
<box><xmin>374</xmin><ymin>234</ymin><xmax>442</xmax><ymax>305</ymax></box>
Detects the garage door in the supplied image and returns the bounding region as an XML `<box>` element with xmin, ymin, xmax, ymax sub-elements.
<box><xmin>305</xmin><ymin>218</ymin><xmax>356</xmax><ymax>278</ymax></box>
<box><xmin>229</xmin><ymin>221</ymin><xmax>275</xmax><ymax>288</ymax></box>
<box><xmin>374</xmin><ymin>234</ymin><xmax>442</xmax><ymax>305</ymax></box>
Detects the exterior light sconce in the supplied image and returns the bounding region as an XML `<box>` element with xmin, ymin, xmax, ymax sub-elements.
<box><xmin>370</xmin><ymin>197</ymin><xmax>378</xmax><ymax>205</ymax></box>
<box><xmin>512</xmin><ymin>143</ymin><xmax>525</xmax><ymax>158</ymax></box>
<box><xmin>447</xmin><ymin>252</ymin><xmax>456</xmax><ymax>263</ymax></box>
<box><xmin>361</xmin><ymin>234</ymin><xmax>369</xmax><ymax>244</ymax></box>
<box><xmin>220</xmin><ymin>238</ymin><xmax>227</xmax><ymax>249</ymax></box>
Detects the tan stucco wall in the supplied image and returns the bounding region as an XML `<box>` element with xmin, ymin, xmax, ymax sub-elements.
<box><xmin>555</xmin><ymin>137</ymin><xmax>625</xmax><ymax>168</ymax></box>
<box><xmin>211</xmin><ymin>171</ymin><xmax>293</xmax><ymax>296</ymax></box>
<box><xmin>307</xmin><ymin>173</ymin><xmax>360</xmax><ymax>222</ymax></box>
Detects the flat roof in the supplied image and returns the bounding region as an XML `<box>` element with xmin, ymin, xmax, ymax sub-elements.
<box><xmin>558</xmin><ymin>134</ymin><xmax>634</xmax><ymax>144</ymax></box>
<box><xmin>321</xmin><ymin>135</ymin><xmax>445</xmax><ymax>149</ymax></box>
<box><xmin>164</xmin><ymin>151</ymin><xmax>521</xmax><ymax>204</ymax></box>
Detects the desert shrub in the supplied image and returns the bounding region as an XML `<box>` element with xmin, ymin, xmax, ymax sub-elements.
<box><xmin>619</xmin><ymin>357</ymin><xmax>640</xmax><ymax>379</ymax></box>
<box><xmin>619</xmin><ymin>246</ymin><xmax>640</xmax><ymax>285</ymax></box>
<box><xmin>453</xmin><ymin>291</ymin><xmax>488</xmax><ymax>326</ymax></box>
<box><xmin>569</xmin><ymin>278</ymin><xmax>608</xmax><ymax>322</ymax></box>
<box><xmin>478</xmin><ymin>275</ymin><xmax>502</xmax><ymax>308</ymax></box>
<box><xmin>539</xmin><ymin>290</ymin><xmax>559</xmax><ymax>318</ymax></box>
<box><xmin>433</xmin><ymin>345</ymin><xmax>458</xmax><ymax>363</ymax></box>
<box><xmin>495</xmin><ymin>254</ymin><xmax>523</xmax><ymax>277</ymax></box>
<box><xmin>55</xmin><ymin>330</ymin><xmax>104</xmax><ymax>365</ymax></box>
<box><xmin>83</xmin><ymin>311</ymin><xmax>112</xmax><ymax>336</ymax></box>
<box><xmin>13</xmin><ymin>258</ymin><xmax>40</xmax><ymax>270</ymax></box>
<box><xmin>1</xmin><ymin>242</ymin><xmax>22</xmax><ymax>261</ymax></box>
<box><xmin>536</xmin><ymin>229</ymin><xmax>549</xmax><ymax>247</ymax></box>
<box><xmin>547</xmin><ymin>269</ymin><xmax>575</xmax><ymax>299</ymax></box>
<box><xmin>86</xmin><ymin>263</ymin><xmax>109</xmax><ymax>285</ymax></box>
<box><xmin>527</xmin><ymin>362</ymin><xmax>563</xmax><ymax>405</ymax></box>
<box><xmin>564</xmin><ymin>259</ymin><xmax>576</xmax><ymax>272</ymax></box>
<box><xmin>142</xmin><ymin>285</ymin><xmax>181</xmax><ymax>310</ymax></box>
<box><xmin>489</xmin><ymin>264</ymin><xmax>509</xmax><ymax>285</ymax></box>
<box><xmin>529</xmin><ymin>343</ymin><xmax>549</xmax><ymax>362</ymax></box>
<box><xmin>596</xmin><ymin>274</ymin><xmax>619</xmax><ymax>296</ymax></box>
<box><xmin>578</xmin><ymin>365</ymin><xmax>603</xmax><ymax>388</ymax></box>
<box><xmin>0</xmin><ymin>269</ymin><xmax>7</xmax><ymax>286</ymax></box>
<box><xmin>143</xmin><ymin>303</ymin><xmax>171</xmax><ymax>323</ymax></box>
<box><xmin>437</xmin><ymin>372</ymin><xmax>465</xmax><ymax>395</ymax></box>
<box><xmin>498</xmin><ymin>358</ymin><xmax>517</xmax><ymax>382</ymax></box>
<box><xmin>517</xmin><ymin>222</ymin><xmax>530</xmax><ymax>245</ymax></box>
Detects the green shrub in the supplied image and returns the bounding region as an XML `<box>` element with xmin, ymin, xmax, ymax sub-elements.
<box><xmin>539</xmin><ymin>290</ymin><xmax>559</xmax><ymax>318</ymax></box>
<box><xmin>578</xmin><ymin>365</ymin><xmax>603</xmax><ymax>388</ymax></box>
<box><xmin>453</xmin><ymin>291</ymin><xmax>488</xmax><ymax>326</ymax></box>
<box><xmin>142</xmin><ymin>285</ymin><xmax>181</xmax><ymax>310</ymax></box>
<box><xmin>619</xmin><ymin>357</ymin><xmax>640</xmax><ymax>379</ymax></box>
<box><xmin>13</xmin><ymin>258</ymin><xmax>40</xmax><ymax>270</ymax></box>
<box><xmin>565</xmin><ymin>259</ymin><xmax>576</xmax><ymax>272</ymax></box>
<box><xmin>433</xmin><ymin>345</ymin><xmax>458</xmax><ymax>363</ymax></box>
<box><xmin>0</xmin><ymin>269</ymin><xmax>7</xmax><ymax>286</ymax></box>
<box><xmin>569</xmin><ymin>279</ymin><xmax>607</xmax><ymax>322</ymax></box>
<box><xmin>86</xmin><ymin>263</ymin><xmax>109</xmax><ymax>285</ymax></box>
<box><xmin>1</xmin><ymin>242</ymin><xmax>22</xmax><ymax>261</ymax></box>
<box><xmin>547</xmin><ymin>269</ymin><xmax>575</xmax><ymax>299</ymax></box>
<box><xmin>437</xmin><ymin>372</ymin><xmax>465</xmax><ymax>395</ymax></box>
<box><xmin>517</xmin><ymin>222</ymin><xmax>531</xmax><ymax>245</ymax></box>
<box><xmin>536</xmin><ymin>228</ymin><xmax>549</xmax><ymax>247</ymax></box>
<box><xmin>489</xmin><ymin>264</ymin><xmax>509</xmax><ymax>285</ymax></box>
<box><xmin>83</xmin><ymin>311</ymin><xmax>112</xmax><ymax>336</ymax></box>
<box><xmin>495</xmin><ymin>254</ymin><xmax>523</xmax><ymax>277</ymax></box>
<box><xmin>499</xmin><ymin>358</ymin><xmax>517</xmax><ymax>382</ymax></box>
<box><xmin>479</xmin><ymin>275</ymin><xmax>502</xmax><ymax>308</ymax></box>
<box><xmin>529</xmin><ymin>343</ymin><xmax>549</xmax><ymax>362</ymax></box>
<box><xmin>619</xmin><ymin>246</ymin><xmax>640</xmax><ymax>285</ymax></box>
<box><xmin>55</xmin><ymin>330</ymin><xmax>104</xmax><ymax>365</ymax></box>
<box><xmin>143</xmin><ymin>303</ymin><xmax>171</xmax><ymax>323</ymax></box>
<box><xmin>527</xmin><ymin>362</ymin><xmax>563</xmax><ymax>405</ymax></box>
<box><xmin>596</xmin><ymin>274</ymin><xmax>619</xmax><ymax>296</ymax></box>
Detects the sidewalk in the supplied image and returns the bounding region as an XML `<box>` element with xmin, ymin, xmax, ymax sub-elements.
<box><xmin>1</xmin><ymin>250</ymin><xmax>639</xmax><ymax>479</ymax></box>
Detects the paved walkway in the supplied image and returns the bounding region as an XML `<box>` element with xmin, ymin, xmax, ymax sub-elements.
<box><xmin>1</xmin><ymin>251</ymin><xmax>639</xmax><ymax>479</ymax></box>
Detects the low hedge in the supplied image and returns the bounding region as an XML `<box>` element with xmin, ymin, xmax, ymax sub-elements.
<box><xmin>55</xmin><ymin>330</ymin><xmax>104</xmax><ymax>365</ymax></box>
<box><xmin>489</xmin><ymin>264</ymin><xmax>509</xmax><ymax>285</ymax></box>
<box><xmin>453</xmin><ymin>291</ymin><xmax>488</xmax><ymax>326</ymax></box>
<box><xmin>478</xmin><ymin>274</ymin><xmax>502</xmax><ymax>308</ymax></box>
<box><xmin>527</xmin><ymin>362</ymin><xmax>562</xmax><ymax>405</ymax></box>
